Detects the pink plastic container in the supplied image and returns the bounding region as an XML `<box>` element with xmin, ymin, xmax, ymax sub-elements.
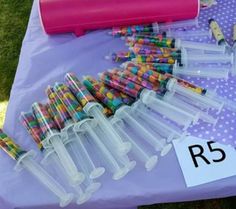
<box><xmin>39</xmin><ymin>0</ymin><xmax>200</xmax><ymax>36</ymax></box>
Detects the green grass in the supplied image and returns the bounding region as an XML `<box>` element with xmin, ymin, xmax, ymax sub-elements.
<box><xmin>0</xmin><ymin>0</ymin><xmax>235</xmax><ymax>208</ymax></box>
<box><xmin>0</xmin><ymin>0</ymin><xmax>33</xmax><ymax>102</ymax></box>
<box><xmin>0</xmin><ymin>0</ymin><xmax>33</xmax><ymax>128</ymax></box>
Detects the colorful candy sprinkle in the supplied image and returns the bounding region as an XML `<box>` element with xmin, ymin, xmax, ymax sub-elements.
<box><xmin>124</xmin><ymin>62</ymin><xmax>174</xmax><ymax>74</ymax></box>
<box><xmin>126</xmin><ymin>34</ymin><xmax>175</xmax><ymax>48</ymax></box>
<box><xmin>65</xmin><ymin>73</ymin><xmax>96</xmax><ymax>107</ymax></box>
<box><xmin>135</xmin><ymin>54</ymin><xmax>177</xmax><ymax>65</ymax></box>
<box><xmin>21</xmin><ymin>112</ymin><xmax>45</xmax><ymax>151</ymax></box>
<box><xmin>99</xmin><ymin>71</ymin><xmax>144</xmax><ymax>98</ymax></box>
<box><xmin>111</xmin><ymin>68</ymin><xmax>160</xmax><ymax>92</ymax></box>
<box><xmin>132</xmin><ymin>44</ymin><xmax>181</xmax><ymax>58</ymax></box>
<box><xmin>0</xmin><ymin>129</ymin><xmax>27</xmax><ymax>160</ymax></box>
<box><xmin>32</xmin><ymin>102</ymin><xmax>59</xmax><ymax>137</ymax></box>
<box><xmin>46</xmin><ymin>86</ymin><xmax>72</xmax><ymax>125</ymax></box>
<box><xmin>111</xmin><ymin>24</ymin><xmax>156</xmax><ymax>37</ymax></box>
<box><xmin>54</xmin><ymin>83</ymin><xmax>88</xmax><ymax>122</ymax></box>
<box><xmin>47</xmin><ymin>102</ymin><xmax>65</xmax><ymax>130</ymax></box>
<box><xmin>124</xmin><ymin>63</ymin><xmax>207</xmax><ymax>95</ymax></box>
<box><xmin>111</xmin><ymin>51</ymin><xmax>136</xmax><ymax>63</ymax></box>
<box><xmin>83</xmin><ymin>76</ymin><xmax>124</xmax><ymax>112</ymax></box>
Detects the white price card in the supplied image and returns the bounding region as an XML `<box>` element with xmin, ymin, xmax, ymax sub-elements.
<box><xmin>173</xmin><ymin>136</ymin><xmax>236</xmax><ymax>187</ymax></box>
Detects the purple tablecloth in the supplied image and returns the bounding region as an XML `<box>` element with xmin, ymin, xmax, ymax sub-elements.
<box><xmin>2</xmin><ymin>0</ymin><xmax>236</xmax><ymax>209</ymax></box>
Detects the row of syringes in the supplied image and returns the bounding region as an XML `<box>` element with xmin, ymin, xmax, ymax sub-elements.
<box><xmin>108</xmin><ymin>19</ymin><xmax>236</xmax><ymax>78</ymax></box>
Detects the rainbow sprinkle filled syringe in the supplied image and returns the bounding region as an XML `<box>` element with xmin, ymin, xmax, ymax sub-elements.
<box><xmin>110</xmin><ymin>23</ymin><xmax>159</xmax><ymax>37</ymax></box>
<box><xmin>119</xmin><ymin>62</ymin><xmax>224</xmax><ymax>111</ymax></box>
<box><xmin>0</xmin><ymin>129</ymin><xmax>74</xmax><ymax>207</ymax></box>
<box><xmin>105</xmin><ymin>51</ymin><xmax>136</xmax><ymax>63</ymax></box>
<box><xmin>95</xmin><ymin>75</ymin><xmax>185</xmax><ymax>142</ymax></box>
<box><xmin>126</xmin><ymin>34</ymin><xmax>226</xmax><ymax>53</ymax></box>
<box><xmin>119</xmin><ymin>62</ymin><xmax>219</xmax><ymax>125</ymax></box>
<box><xmin>32</xmin><ymin>102</ymin><xmax>85</xmax><ymax>186</ymax></box>
<box><xmin>21</xmin><ymin>112</ymin><xmax>94</xmax><ymax>205</ymax></box>
<box><xmin>99</xmin><ymin>70</ymin><xmax>199</xmax><ymax>130</ymax></box>
<box><xmin>83</xmin><ymin>76</ymin><xmax>172</xmax><ymax>157</ymax></box>
<box><xmin>46</xmin><ymin>86</ymin><xmax>105</xmax><ymax>180</ymax></box>
<box><xmin>110</xmin><ymin>19</ymin><xmax>199</xmax><ymax>37</ymax></box>
<box><xmin>82</xmin><ymin>76</ymin><xmax>160</xmax><ymax>171</ymax></box>
<box><xmin>54</xmin><ymin>83</ymin><xmax>133</xmax><ymax>180</ymax></box>
<box><xmin>65</xmin><ymin>73</ymin><xmax>132</xmax><ymax>155</ymax></box>
<box><xmin>121</xmin><ymin>61</ymin><xmax>236</xmax><ymax>113</ymax></box>
<box><xmin>65</xmin><ymin>73</ymin><xmax>157</xmax><ymax>170</ymax></box>
<box><xmin>129</xmin><ymin>43</ymin><xmax>233</xmax><ymax>66</ymax></box>
<box><xmin>129</xmin><ymin>43</ymin><xmax>231</xmax><ymax>79</ymax></box>
<box><xmin>124</xmin><ymin>60</ymin><xmax>229</xmax><ymax>80</ymax></box>
<box><xmin>21</xmin><ymin>112</ymin><xmax>45</xmax><ymax>151</ymax></box>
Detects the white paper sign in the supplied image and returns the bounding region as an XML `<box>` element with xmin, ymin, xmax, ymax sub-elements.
<box><xmin>173</xmin><ymin>136</ymin><xmax>236</xmax><ymax>187</ymax></box>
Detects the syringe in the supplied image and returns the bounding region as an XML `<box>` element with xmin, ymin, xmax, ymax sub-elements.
<box><xmin>54</xmin><ymin>83</ymin><xmax>132</xmax><ymax>180</ymax></box>
<box><xmin>99</xmin><ymin>70</ymin><xmax>199</xmax><ymax>129</ymax></box>
<box><xmin>126</xmin><ymin>34</ymin><xmax>226</xmax><ymax>53</ymax></box>
<box><xmin>32</xmin><ymin>103</ymin><xmax>85</xmax><ymax>186</ymax></box>
<box><xmin>83</xmin><ymin>76</ymin><xmax>172</xmax><ymax>157</ymax></box>
<box><xmin>65</xmin><ymin>73</ymin><xmax>132</xmax><ymax>155</ymax></box>
<box><xmin>46</xmin><ymin>86</ymin><xmax>105</xmax><ymax>180</ymax></box>
<box><xmin>0</xmin><ymin>129</ymin><xmax>74</xmax><ymax>207</ymax></box>
<box><xmin>119</xmin><ymin>63</ymin><xmax>219</xmax><ymax>125</ymax></box>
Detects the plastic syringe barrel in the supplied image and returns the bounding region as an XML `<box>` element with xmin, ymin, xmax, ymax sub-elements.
<box><xmin>84</xmin><ymin>103</ymin><xmax>132</xmax><ymax>155</ymax></box>
<box><xmin>173</xmin><ymin>64</ymin><xmax>229</xmax><ymax>80</ymax></box>
<box><xmin>91</xmin><ymin>122</ymin><xmax>136</xmax><ymax>172</ymax></box>
<box><xmin>65</xmin><ymin>73</ymin><xmax>131</xmax><ymax>155</ymax></box>
<box><xmin>115</xmin><ymin>105</ymin><xmax>172</xmax><ymax>156</ymax></box>
<box><xmin>41</xmin><ymin>149</ymin><xmax>91</xmax><ymax>205</ymax></box>
<box><xmin>111</xmin><ymin>118</ymin><xmax>158</xmax><ymax>171</ymax></box>
<box><xmin>163</xmin><ymin>92</ymin><xmax>218</xmax><ymax>125</ymax></box>
<box><xmin>131</xmin><ymin>101</ymin><xmax>187</xmax><ymax>142</ymax></box>
<box><xmin>32</xmin><ymin>102</ymin><xmax>84</xmax><ymax>186</ymax></box>
<box><xmin>159</xmin><ymin>18</ymin><xmax>199</xmax><ymax>31</ymax></box>
<box><xmin>75</xmin><ymin>122</ymin><xmax>128</xmax><ymax>180</ymax></box>
<box><xmin>166</xmin><ymin>29</ymin><xmax>211</xmax><ymax>39</ymax></box>
<box><xmin>65</xmin><ymin>134</ymin><xmax>105</xmax><ymax>180</ymax></box>
<box><xmin>183</xmin><ymin>51</ymin><xmax>233</xmax><ymax>65</ymax></box>
<box><xmin>49</xmin><ymin>135</ymin><xmax>85</xmax><ymax>185</ymax></box>
<box><xmin>140</xmin><ymin>89</ymin><xmax>197</xmax><ymax>129</ymax></box>
<box><xmin>167</xmin><ymin>79</ymin><xmax>224</xmax><ymax>112</ymax></box>
<box><xmin>20</xmin><ymin>153</ymin><xmax>74</xmax><ymax>207</ymax></box>
<box><xmin>176</xmin><ymin>39</ymin><xmax>226</xmax><ymax>53</ymax></box>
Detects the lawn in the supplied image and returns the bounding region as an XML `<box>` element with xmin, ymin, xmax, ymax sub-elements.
<box><xmin>0</xmin><ymin>0</ymin><xmax>235</xmax><ymax>208</ymax></box>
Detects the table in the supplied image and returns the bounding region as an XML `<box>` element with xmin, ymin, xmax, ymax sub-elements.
<box><xmin>2</xmin><ymin>0</ymin><xmax>236</xmax><ymax>209</ymax></box>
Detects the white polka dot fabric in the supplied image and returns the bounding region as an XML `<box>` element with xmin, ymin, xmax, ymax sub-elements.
<box><xmin>179</xmin><ymin>0</ymin><xmax>236</xmax><ymax>146</ymax></box>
